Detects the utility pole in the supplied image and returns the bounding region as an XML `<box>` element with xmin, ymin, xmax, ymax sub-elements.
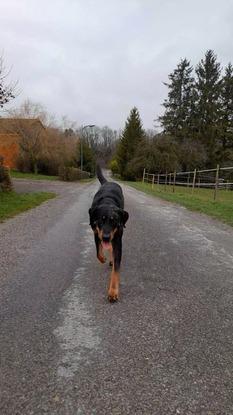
<box><xmin>80</xmin><ymin>124</ymin><xmax>95</xmax><ymax>171</ymax></box>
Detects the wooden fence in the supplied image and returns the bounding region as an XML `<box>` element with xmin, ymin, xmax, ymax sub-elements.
<box><xmin>142</xmin><ymin>165</ymin><xmax>233</xmax><ymax>200</ymax></box>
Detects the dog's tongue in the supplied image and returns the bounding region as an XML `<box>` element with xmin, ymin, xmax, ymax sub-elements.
<box><xmin>102</xmin><ymin>242</ymin><xmax>111</xmax><ymax>250</ymax></box>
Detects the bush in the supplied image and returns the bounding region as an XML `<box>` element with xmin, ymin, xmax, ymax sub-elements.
<box><xmin>109</xmin><ymin>159</ymin><xmax>119</xmax><ymax>175</ymax></box>
<box><xmin>58</xmin><ymin>166</ymin><xmax>90</xmax><ymax>181</ymax></box>
<box><xmin>0</xmin><ymin>156</ymin><xmax>13</xmax><ymax>192</ymax></box>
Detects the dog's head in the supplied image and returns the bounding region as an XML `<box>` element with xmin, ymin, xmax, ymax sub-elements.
<box><xmin>89</xmin><ymin>205</ymin><xmax>129</xmax><ymax>249</ymax></box>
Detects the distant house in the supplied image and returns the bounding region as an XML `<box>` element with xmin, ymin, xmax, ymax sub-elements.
<box><xmin>0</xmin><ymin>118</ymin><xmax>46</xmax><ymax>168</ymax></box>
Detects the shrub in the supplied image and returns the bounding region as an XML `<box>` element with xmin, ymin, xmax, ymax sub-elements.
<box><xmin>0</xmin><ymin>156</ymin><xmax>13</xmax><ymax>192</ymax></box>
<box><xmin>58</xmin><ymin>166</ymin><xmax>90</xmax><ymax>181</ymax></box>
<box><xmin>109</xmin><ymin>159</ymin><xmax>119</xmax><ymax>175</ymax></box>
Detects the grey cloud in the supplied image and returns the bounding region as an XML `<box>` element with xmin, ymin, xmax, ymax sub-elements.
<box><xmin>1</xmin><ymin>0</ymin><xmax>232</xmax><ymax>129</ymax></box>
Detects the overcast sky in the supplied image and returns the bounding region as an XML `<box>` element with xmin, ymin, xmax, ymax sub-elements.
<box><xmin>1</xmin><ymin>0</ymin><xmax>233</xmax><ymax>130</ymax></box>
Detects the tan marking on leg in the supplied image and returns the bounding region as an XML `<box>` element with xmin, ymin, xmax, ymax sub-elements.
<box><xmin>98</xmin><ymin>242</ymin><xmax>106</xmax><ymax>263</ymax></box>
<box><xmin>108</xmin><ymin>268</ymin><xmax>120</xmax><ymax>302</ymax></box>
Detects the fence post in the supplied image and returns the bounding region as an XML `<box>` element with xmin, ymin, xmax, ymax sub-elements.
<box><xmin>169</xmin><ymin>173</ymin><xmax>172</xmax><ymax>186</ymax></box>
<box><xmin>214</xmin><ymin>164</ymin><xmax>220</xmax><ymax>201</ymax></box>
<box><xmin>165</xmin><ymin>171</ymin><xmax>168</xmax><ymax>191</ymax></box>
<box><xmin>142</xmin><ymin>168</ymin><xmax>146</xmax><ymax>183</ymax></box>
<box><xmin>187</xmin><ymin>172</ymin><xmax>190</xmax><ymax>187</ymax></box>
<box><xmin>173</xmin><ymin>171</ymin><xmax>176</xmax><ymax>193</ymax></box>
<box><xmin>192</xmin><ymin>169</ymin><xmax>196</xmax><ymax>194</ymax></box>
<box><xmin>152</xmin><ymin>174</ymin><xmax>155</xmax><ymax>189</ymax></box>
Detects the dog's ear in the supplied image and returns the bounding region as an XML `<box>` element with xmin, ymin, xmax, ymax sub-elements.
<box><xmin>117</xmin><ymin>209</ymin><xmax>129</xmax><ymax>227</ymax></box>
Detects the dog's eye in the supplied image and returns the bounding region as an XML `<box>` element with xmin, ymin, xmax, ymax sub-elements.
<box><xmin>110</xmin><ymin>216</ymin><xmax>116</xmax><ymax>225</ymax></box>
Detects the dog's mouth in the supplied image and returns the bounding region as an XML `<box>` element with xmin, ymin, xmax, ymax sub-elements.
<box><xmin>101</xmin><ymin>241</ymin><xmax>112</xmax><ymax>250</ymax></box>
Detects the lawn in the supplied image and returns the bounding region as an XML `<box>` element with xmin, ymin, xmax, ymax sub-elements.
<box><xmin>0</xmin><ymin>191</ymin><xmax>56</xmax><ymax>222</ymax></box>
<box><xmin>10</xmin><ymin>170</ymin><xmax>59</xmax><ymax>181</ymax></box>
<box><xmin>10</xmin><ymin>171</ymin><xmax>95</xmax><ymax>183</ymax></box>
<box><xmin>124</xmin><ymin>181</ymin><xmax>233</xmax><ymax>227</ymax></box>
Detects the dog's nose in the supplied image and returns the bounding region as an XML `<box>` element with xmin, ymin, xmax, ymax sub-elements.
<box><xmin>103</xmin><ymin>234</ymin><xmax>110</xmax><ymax>242</ymax></box>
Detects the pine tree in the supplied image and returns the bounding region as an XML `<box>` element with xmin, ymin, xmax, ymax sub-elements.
<box><xmin>116</xmin><ymin>107</ymin><xmax>144</xmax><ymax>179</ymax></box>
<box><xmin>219</xmin><ymin>63</ymin><xmax>233</xmax><ymax>155</ymax></box>
<box><xmin>195</xmin><ymin>50</ymin><xmax>222</xmax><ymax>165</ymax></box>
<box><xmin>159</xmin><ymin>58</ymin><xmax>195</xmax><ymax>140</ymax></box>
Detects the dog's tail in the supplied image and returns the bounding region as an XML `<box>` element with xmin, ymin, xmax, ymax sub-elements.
<box><xmin>96</xmin><ymin>164</ymin><xmax>107</xmax><ymax>185</ymax></box>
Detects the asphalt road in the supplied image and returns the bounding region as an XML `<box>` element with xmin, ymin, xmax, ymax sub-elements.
<box><xmin>1</xmin><ymin>177</ymin><xmax>233</xmax><ymax>414</ymax></box>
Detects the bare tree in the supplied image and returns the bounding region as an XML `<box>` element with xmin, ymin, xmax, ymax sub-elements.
<box><xmin>60</xmin><ymin>115</ymin><xmax>76</xmax><ymax>132</ymax></box>
<box><xmin>6</xmin><ymin>100</ymin><xmax>51</xmax><ymax>174</ymax></box>
<box><xmin>0</xmin><ymin>55</ymin><xmax>16</xmax><ymax>109</ymax></box>
<box><xmin>8</xmin><ymin>99</ymin><xmax>56</xmax><ymax>127</ymax></box>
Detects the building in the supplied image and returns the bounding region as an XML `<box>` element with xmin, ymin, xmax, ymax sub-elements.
<box><xmin>0</xmin><ymin>118</ymin><xmax>46</xmax><ymax>168</ymax></box>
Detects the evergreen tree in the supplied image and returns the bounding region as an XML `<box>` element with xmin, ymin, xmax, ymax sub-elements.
<box><xmin>219</xmin><ymin>63</ymin><xmax>233</xmax><ymax>155</ymax></box>
<box><xmin>116</xmin><ymin>107</ymin><xmax>144</xmax><ymax>179</ymax></box>
<box><xmin>159</xmin><ymin>58</ymin><xmax>195</xmax><ymax>140</ymax></box>
<box><xmin>195</xmin><ymin>50</ymin><xmax>222</xmax><ymax>165</ymax></box>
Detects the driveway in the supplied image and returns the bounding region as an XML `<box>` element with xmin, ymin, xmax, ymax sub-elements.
<box><xmin>0</xmin><ymin>177</ymin><xmax>233</xmax><ymax>414</ymax></box>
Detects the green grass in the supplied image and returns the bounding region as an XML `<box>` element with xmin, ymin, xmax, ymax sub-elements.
<box><xmin>10</xmin><ymin>171</ymin><xmax>95</xmax><ymax>183</ymax></box>
<box><xmin>124</xmin><ymin>181</ymin><xmax>233</xmax><ymax>227</ymax></box>
<box><xmin>10</xmin><ymin>170</ymin><xmax>59</xmax><ymax>181</ymax></box>
<box><xmin>82</xmin><ymin>178</ymin><xmax>96</xmax><ymax>183</ymax></box>
<box><xmin>0</xmin><ymin>191</ymin><xmax>56</xmax><ymax>222</ymax></box>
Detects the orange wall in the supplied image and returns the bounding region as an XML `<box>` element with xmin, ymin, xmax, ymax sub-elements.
<box><xmin>0</xmin><ymin>134</ymin><xmax>20</xmax><ymax>169</ymax></box>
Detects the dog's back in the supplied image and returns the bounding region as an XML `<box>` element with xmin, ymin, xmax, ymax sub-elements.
<box><xmin>94</xmin><ymin>166</ymin><xmax>124</xmax><ymax>209</ymax></box>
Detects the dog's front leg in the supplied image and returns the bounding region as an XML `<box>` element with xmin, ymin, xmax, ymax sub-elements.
<box><xmin>108</xmin><ymin>235</ymin><xmax>122</xmax><ymax>302</ymax></box>
<box><xmin>94</xmin><ymin>232</ymin><xmax>106</xmax><ymax>263</ymax></box>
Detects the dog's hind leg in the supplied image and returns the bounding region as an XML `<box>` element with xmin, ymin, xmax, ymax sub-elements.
<box><xmin>94</xmin><ymin>233</ymin><xmax>106</xmax><ymax>264</ymax></box>
<box><xmin>108</xmin><ymin>236</ymin><xmax>122</xmax><ymax>302</ymax></box>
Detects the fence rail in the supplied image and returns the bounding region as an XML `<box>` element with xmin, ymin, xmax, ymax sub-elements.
<box><xmin>142</xmin><ymin>165</ymin><xmax>233</xmax><ymax>200</ymax></box>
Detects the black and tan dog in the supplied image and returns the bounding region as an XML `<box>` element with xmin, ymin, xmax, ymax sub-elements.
<box><xmin>89</xmin><ymin>166</ymin><xmax>129</xmax><ymax>302</ymax></box>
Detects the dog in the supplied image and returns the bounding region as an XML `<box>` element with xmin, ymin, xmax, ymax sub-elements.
<box><xmin>89</xmin><ymin>166</ymin><xmax>129</xmax><ymax>302</ymax></box>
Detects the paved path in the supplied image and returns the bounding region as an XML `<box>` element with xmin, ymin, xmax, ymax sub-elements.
<box><xmin>0</xmin><ymin>178</ymin><xmax>233</xmax><ymax>414</ymax></box>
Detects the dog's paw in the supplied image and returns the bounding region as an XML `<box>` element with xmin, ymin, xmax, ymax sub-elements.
<box><xmin>98</xmin><ymin>255</ymin><xmax>106</xmax><ymax>264</ymax></box>
<box><xmin>108</xmin><ymin>288</ymin><xmax>119</xmax><ymax>302</ymax></box>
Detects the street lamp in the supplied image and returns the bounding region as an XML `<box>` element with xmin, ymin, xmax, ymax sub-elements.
<box><xmin>80</xmin><ymin>124</ymin><xmax>95</xmax><ymax>171</ymax></box>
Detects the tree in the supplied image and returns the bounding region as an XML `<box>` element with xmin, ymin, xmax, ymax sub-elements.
<box><xmin>6</xmin><ymin>100</ymin><xmax>52</xmax><ymax>174</ymax></box>
<box><xmin>0</xmin><ymin>55</ymin><xmax>16</xmax><ymax>109</ymax></box>
<box><xmin>8</xmin><ymin>99</ymin><xmax>55</xmax><ymax>127</ymax></box>
<box><xmin>15</xmin><ymin>119</ymin><xmax>45</xmax><ymax>174</ymax></box>
<box><xmin>95</xmin><ymin>126</ymin><xmax>119</xmax><ymax>164</ymax></box>
<box><xmin>0</xmin><ymin>155</ymin><xmax>13</xmax><ymax>191</ymax></box>
<box><xmin>195</xmin><ymin>50</ymin><xmax>222</xmax><ymax>165</ymax></box>
<box><xmin>116</xmin><ymin>107</ymin><xmax>145</xmax><ymax>179</ymax></box>
<box><xmin>219</xmin><ymin>63</ymin><xmax>233</xmax><ymax>160</ymax></box>
<box><xmin>159</xmin><ymin>58</ymin><xmax>195</xmax><ymax>140</ymax></box>
<box><xmin>76</xmin><ymin>140</ymin><xmax>96</xmax><ymax>175</ymax></box>
<box><xmin>0</xmin><ymin>55</ymin><xmax>16</xmax><ymax>170</ymax></box>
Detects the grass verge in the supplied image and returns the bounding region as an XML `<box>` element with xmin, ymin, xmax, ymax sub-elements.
<box><xmin>0</xmin><ymin>191</ymin><xmax>56</xmax><ymax>222</ymax></box>
<box><xmin>10</xmin><ymin>171</ymin><xmax>95</xmax><ymax>183</ymax></box>
<box><xmin>124</xmin><ymin>181</ymin><xmax>233</xmax><ymax>227</ymax></box>
<box><xmin>10</xmin><ymin>171</ymin><xmax>58</xmax><ymax>181</ymax></box>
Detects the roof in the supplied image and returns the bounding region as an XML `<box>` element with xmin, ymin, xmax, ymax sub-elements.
<box><xmin>0</xmin><ymin>118</ymin><xmax>45</xmax><ymax>133</ymax></box>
